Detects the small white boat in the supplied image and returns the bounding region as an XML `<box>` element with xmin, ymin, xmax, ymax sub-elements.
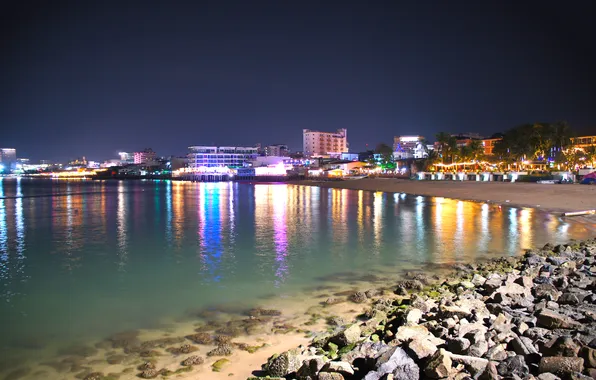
<box><xmin>343</xmin><ymin>175</ymin><xmax>368</xmax><ymax>180</ymax></box>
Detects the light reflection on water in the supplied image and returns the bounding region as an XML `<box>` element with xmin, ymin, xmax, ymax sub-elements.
<box><xmin>0</xmin><ymin>179</ymin><xmax>592</xmax><ymax>372</ymax></box>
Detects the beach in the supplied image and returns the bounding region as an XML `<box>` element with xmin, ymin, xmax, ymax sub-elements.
<box><xmin>292</xmin><ymin>179</ymin><xmax>596</xmax><ymax>214</ymax></box>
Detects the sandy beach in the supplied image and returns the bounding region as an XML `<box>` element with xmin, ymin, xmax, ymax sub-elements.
<box><xmin>291</xmin><ymin>179</ymin><xmax>596</xmax><ymax>214</ymax></box>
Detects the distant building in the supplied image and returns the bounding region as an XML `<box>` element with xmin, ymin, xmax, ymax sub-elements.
<box><xmin>340</xmin><ymin>152</ymin><xmax>359</xmax><ymax>161</ymax></box>
<box><xmin>134</xmin><ymin>149</ymin><xmax>156</xmax><ymax>164</ymax></box>
<box><xmin>119</xmin><ymin>152</ymin><xmax>134</xmax><ymax>164</ymax></box>
<box><xmin>571</xmin><ymin>135</ymin><xmax>596</xmax><ymax>148</ymax></box>
<box><xmin>187</xmin><ymin>146</ymin><xmax>258</xmax><ymax>170</ymax></box>
<box><xmin>0</xmin><ymin>148</ymin><xmax>17</xmax><ymax>171</ymax></box>
<box><xmin>481</xmin><ymin>138</ymin><xmax>502</xmax><ymax>155</ymax></box>
<box><xmin>393</xmin><ymin>136</ymin><xmax>427</xmax><ymax>159</ymax></box>
<box><xmin>303</xmin><ymin>128</ymin><xmax>348</xmax><ymax>157</ymax></box>
<box><xmin>264</xmin><ymin>144</ymin><xmax>289</xmax><ymax>157</ymax></box>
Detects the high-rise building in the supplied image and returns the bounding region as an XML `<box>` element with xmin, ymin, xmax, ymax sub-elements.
<box><xmin>187</xmin><ymin>146</ymin><xmax>258</xmax><ymax>169</ymax></box>
<box><xmin>303</xmin><ymin>129</ymin><xmax>348</xmax><ymax>157</ymax></box>
<box><xmin>133</xmin><ymin>148</ymin><xmax>157</xmax><ymax>164</ymax></box>
<box><xmin>264</xmin><ymin>144</ymin><xmax>289</xmax><ymax>157</ymax></box>
<box><xmin>393</xmin><ymin>136</ymin><xmax>427</xmax><ymax>159</ymax></box>
<box><xmin>0</xmin><ymin>148</ymin><xmax>17</xmax><ymax>171</ymax></box>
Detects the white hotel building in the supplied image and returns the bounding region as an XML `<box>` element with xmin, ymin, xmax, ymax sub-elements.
<box><xmin>187</xmin><ymin>146</ymin><xmax>258</xmax><ymax>170</ymax></box>
<box><xmin>303</xmin><ymin>128</ymin><xmax>348</xmax><ymax>157</ymax></box>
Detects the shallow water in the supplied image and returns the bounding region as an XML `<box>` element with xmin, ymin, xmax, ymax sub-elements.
<box><xmin>0</xmin><ymin>178</ymin><xmax>590</xmax><ymax>374</ymax></box>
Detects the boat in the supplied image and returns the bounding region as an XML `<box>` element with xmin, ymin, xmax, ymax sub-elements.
<box><xmin>343</xmin><ymin>175</ymin><xmax>368</xmax><ymax>180</ymax></box>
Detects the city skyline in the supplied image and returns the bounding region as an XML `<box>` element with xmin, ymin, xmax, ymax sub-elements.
<box><xmin>2</xmin><ymin>1</ymin><xmax>596</xmax><ymax>162</ymax></box>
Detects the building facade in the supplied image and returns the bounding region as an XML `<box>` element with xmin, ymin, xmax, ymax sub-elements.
<box><xmin>481</xmin><ymin>138</ymin><xmax>502</xmax><ymax>155</ymax></box>
<box><xmin>393</xmin><ymin>136</ymin><xmax>427</xmax><ymax>159</ymax></box>
<box><xmin>571</xmin><ymin>135</ymin><xmax>596</xmax><ymax>148</ymax></box>
<box><xmin>134</xmin><ymin>149</ymin><xmax>157</xmax><ymax>164</ymax></box>
<box><xmin>187</xmin><ymin>146</ymin><xmax>258</xmax><ymax>169</ymax></box>
<box><xmin>303</xmin><ymin>129</ymin><xmax>348</xmax><ymax>157</ymax></box>
<box><xmin>0</xmin><ymin>148</ymin><xmax>17</xmax><ymax>171</ymax></box>
<box><xmin>264</xmin><ymin>144</ymin><xmax>289</xmax><ymax>157</ymax></box>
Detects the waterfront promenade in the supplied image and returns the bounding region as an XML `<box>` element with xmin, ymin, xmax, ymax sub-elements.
<box><xmin>292</xmin><ymin>178</ymin><xmax>596</xmax><ymax>213</ymax></box>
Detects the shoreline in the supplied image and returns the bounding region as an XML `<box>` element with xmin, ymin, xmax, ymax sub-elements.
<box><xmin>288</xmin><ymin>178</ymin><xmax>596</xmax><ymax>215</ymax></box>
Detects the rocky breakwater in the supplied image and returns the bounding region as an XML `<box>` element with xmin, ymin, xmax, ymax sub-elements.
<box><xmin>254</xmin><ymin>238</ymin><xmax>596</xmax><ymax>380</ymax></box>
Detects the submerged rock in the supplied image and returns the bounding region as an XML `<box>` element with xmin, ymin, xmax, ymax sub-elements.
<box><xmin>181</xmin><ymin>355</ymin><xmax>204</xmax><ymax>366</ymax></box>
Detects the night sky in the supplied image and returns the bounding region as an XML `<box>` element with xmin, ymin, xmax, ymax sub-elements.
<box><xmin>2</xmin><ymin>1</ymin><xmax>596</xmax><ymax>162</ymax></box>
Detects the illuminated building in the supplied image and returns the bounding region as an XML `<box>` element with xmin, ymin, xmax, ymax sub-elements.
<box><xmin>303</xmin><ymin>129</ymin><xmax>348</xmax><ymax>157</ymax></box>
<box><xmin>571</xmin><ymin>135</ymin><xmax>596</xmax><ymax>148</ymax></box>
<box><xmin>187</xmin><ymin>146</ymin><xmax>258</xmax><ymax>169</ymax></box>
<box><xmin>118</xmin><ymin>152</ymin><xmax>134</xmax><ymax>164</ymax></box>
<box><xmin>264</xmin><ymin>144</ymin><xmax>289</xmax><ymax>156</ymax></box>
<box><xmin>392</xmin><ymin>136</ymin><xmax>427</xmax><ymax>159</ymax></box>
<box><xmin>481</xmin><ymin>138</ymin><xmax>502</xmax><ymax>155</ymax></box>
<box><xmin>0</xmin><ymin>148</ymin><xmax>16</xmax><ymax>172</ymax></box>
<box><xmin>134</xmin><ymin>149</ymin><xmax>156</xmax><ymax>164</ymax></box>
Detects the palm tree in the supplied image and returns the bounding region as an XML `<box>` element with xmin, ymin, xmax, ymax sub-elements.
<box><xmin>423</xmin><ymin>149</ymin><xmax>440</xmax><ymax>171</ymax></box>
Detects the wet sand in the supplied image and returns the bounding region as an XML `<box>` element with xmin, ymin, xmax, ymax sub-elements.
<box><xmin>291</xmin><ymin>179</ymin><xmax>596</xmax><ymax>213</ymax></box>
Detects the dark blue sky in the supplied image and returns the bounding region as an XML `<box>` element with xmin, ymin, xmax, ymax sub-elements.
<box><xmin>2</xmin><ymin>0</ymin><xmax>596</xmax><ymax>162</ymax></box>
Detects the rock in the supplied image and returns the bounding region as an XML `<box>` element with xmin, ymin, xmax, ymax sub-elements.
<box><xmin>492</xmin><ymin>313</ymin><xmax>513</xmax><ymax>334</ymax></box>
<box><xmin>207</xmin><ymin>344</ymin><xmax>232</xmax><ymax>356</ymax></box>
<box><xmin>321</xmin><ymin>361</ymin><xmax>354</xmax><ymax>376</ymax></box>
<box><xmin>297</xmin><ymin>357</ymin><xmax>327</xmax><ymax>378</ymax></box>
<box><xmin>510</xmin><ymin>336</ymin><xmax>539</xmax><ymax>357</ymax></box>
<box><xmin>405</xmin><ymin>308</ymin><xmax>423</xmax><ymax>325</ymax></box>
<box><xmin>579</xmin><ymin>346</ymin><xmax>596</xmax><ymax>368</ymax></box>
<box><xmin>350</xmin><ymin>291</ymin><xmax>368</xmax><ymax>303</ymax></box>
<box><xmin>485</xmin><ymin>344</ymin><xmax>508</xmax><ymax>361</ymax></box>
<box><xmin>325</xmin><ymin>297</ymin><xmax>342</xmax><ymax>305</ymax></box>
<box><xmin>106</xmin><ymin>355</ymin><xmax>125</xmax><ymax>364</ymax></box>
<box><xmin>424</xmin><ymin>349</ymin><xmax>452</xmax><ymax>379</ymax></box>
<box><xmin>319</xmin><ymin>373</ymin><xmax>345</xmax><ymax>380</ymax></box>
<box><xmin>330</xmin><ymin>324</ymin><xmax>361</xmax><ymax>347</ymax></box>
<box><xmin>395</xmin><ymin>279</ymin><xmax>424</xmax><ymax>291</ymax></box>
<box><xmin>514</xmin><ymin>276</ymin><xmax>533</xmax><ymax>288</ymax></box>
<box><xmin>181</xmin><ymin>355</ymin><xmax>204</xmax><ymax>366</ymax></box>
<box><xmin>544</xmin><ymin>336</ymin><xmax>581</xmax><ymax>357</ymax></box>
<box><xmin>449</xmin><ymin>353</ymin><xmax>489</xmax><ymax>378</ymax></box>
<box><xmin>448</xmin><ymin>337</ymin><xmax>471</xmax><ymax>354</ymax></box>
<box><xmin>393</xmin><ymin>325</ymin><xmax>431</xmax><ymax>344</ymax></box>
<box><xmin>538</xmin><ymin>373</ymin><xmax>562</xmax><ymax>380</ymax></box>
<box><xmin>479</xmin><ymin>362</ymin><xmax>499</xmax><ymax>380</ymax></box>
<box><xmin>497</xmin><ymin>355</ymin><xmax>529</xmax><ymax>378</ymax></box>
<box><xmin>264</xmin><ymin>350</ymin><xmax>302</xmax><ymax>377</ymax></box>
<box><xmin>539</xmin><ymin>357</ymin><xmax>584</xmax><ymax>377</ymax></box>
<box><xmin>407</xmin><ymin>337</ymin><xmax>438</xmax><ymax>360</ymax></box>
<box><xmin>186</xmin><ymin>332</ymin><xmax>213</xmax><ymax>344</ymax></box>
<box><xmin>558</xmin><ymin>293</ymin><xmax>582</xmax><ymax>305</ymax></box>
<box><xmin>340</xmin><ymin>341</ymin><xmax>390</xmax><ymax>363</ymax></box>
<box><xmin>472</xmin><ymin>274</ymin><xmax>487</xmax><ymax>286</ymax></box>
<box><xmin>467</xmin><ymin>340</ymin><xmax>488</xmax><ymax>357</ymax></box>
<box><xmin>484</xmin><ymin>276</ymin><xmax>503</xmax><ymax>291</ymax></box>
<box><xmin>395</xmin><ymin>286</ymin><xmax>408</xmax><ymax>296</ymax></box>
<box><xmin>83</xmin><ymin>373</ymin><xmax>104</xmax><ymax>380</ymax></box>
<box><xmin>534</xmin><ymin>284</ymin><xmax>562</xmax><ymax>301</ymax></box>
<box><xmin>536</xmin><ymin>309</ymin><xmax>581</xmax><ymax>330</ymax></box>
<box><xmin>247</xmin><ymin>308</ymin><xmax>282</xmax><ymax>317</ymax></box>
<box><xmin>139</xmin><ymin>369</ymin><xmax>159</xmax><ymax>379</ymax></box>
<box><xmin>494</xmin><ymin>282</ymin><xmax>530</xmax><ymax>298</ymax></box>
<box><xmin>166</xmin><ymin>344</ymin><xmax>199</xmax><ymax>355</ymax></box>
<box><xmin>137</xmin><ymin>362</ymin><xmax>155</xmax><ymax>371</ymax></box>
<box><xmin>374</xmin><ymin>347</ymin><xmax>419</xmax><ymax>380</ymax></box>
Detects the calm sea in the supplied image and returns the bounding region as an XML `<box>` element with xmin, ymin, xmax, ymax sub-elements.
<box><xmin>0</xmin><ymin>178</ymin><xmax>590</xmax><ymax>375</ymax></box>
